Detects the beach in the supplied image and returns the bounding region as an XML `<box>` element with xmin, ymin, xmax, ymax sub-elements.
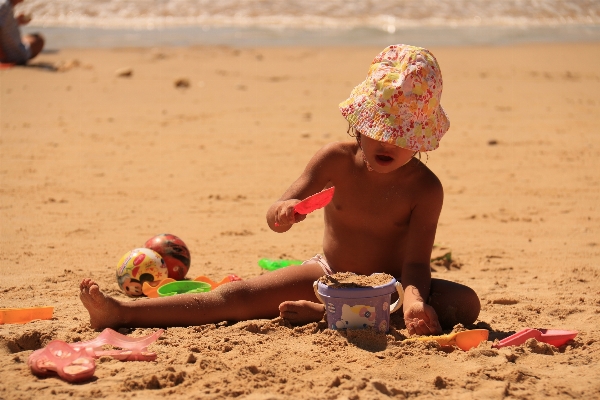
<box><xmin>1</xmin><ymin>39</ymin><xmax>599</xmax><ymax>399</ymax></box>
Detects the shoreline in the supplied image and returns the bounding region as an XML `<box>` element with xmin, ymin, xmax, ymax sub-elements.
<box><xmin>22</xmin><ymin>24</ymin><xmax>600</xmax><ymax>50</ymax></box>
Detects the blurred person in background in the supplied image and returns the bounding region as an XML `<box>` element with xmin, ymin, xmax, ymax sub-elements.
<box><xmin>0</xmin><ymin>0</ymin><xmax>44</xmax><ymax>64</ymax></box>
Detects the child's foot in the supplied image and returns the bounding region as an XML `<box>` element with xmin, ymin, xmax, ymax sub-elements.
<box><xmin>79</xmin><ymin>279</ymin><xmax>124</xmax><ymax>330</ymax></box>
<box><xmin>279</xmin><ymin>300</ymin><xmax>325</xmax><ymax>325</ymax></box>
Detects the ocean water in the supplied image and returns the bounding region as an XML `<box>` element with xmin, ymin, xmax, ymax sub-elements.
<box><xmin>16</xmin><ymin>0</ymin><xmax>600</xmax><ymax>48</ymax></box>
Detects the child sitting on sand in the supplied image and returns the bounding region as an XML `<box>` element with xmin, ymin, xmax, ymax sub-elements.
<box><xmin>80</xmin><ymin>44</ymin><xmax>480</xmax><ymax>336</ymax></box>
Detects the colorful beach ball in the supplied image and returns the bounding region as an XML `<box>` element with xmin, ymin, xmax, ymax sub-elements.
<box><xmin>144</xmin><ymin>233</ymin><xmax>191</xmax><ymax>280</ymax></box>
<box><xmin>116</xmin><ymin>248</ymin><xmax>168</xmax><ymax>297</ymax></box>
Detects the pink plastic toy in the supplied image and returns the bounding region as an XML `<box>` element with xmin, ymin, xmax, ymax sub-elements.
<box><xmin>28</xmin><ymin>328</ymin><xmax>163</xmax><ymax>382</ymax></box>
<box><xmin>493</xmin><ymin>328</ymin><xmax>578</xmax><ymax>348</ymax></box>
<box><xmin>69</xmin><ymin>328</ymin><xmax>164</xmax><ymax>361</ymax></box>
<box><xmin>28</xmin><ymin>340</ymin><xmax>96</xmax><ymax>383</ymax></box>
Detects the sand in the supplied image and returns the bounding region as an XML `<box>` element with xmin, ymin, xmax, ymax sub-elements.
<box><xmin>0</xmin><ymin>42</ymin><xmax>599</xmax><ymax>399</ymax></box>
<box><xmin>318</xmin><ymin>273</ymin><xmax>395</xmax><ymax>288</ymax></box>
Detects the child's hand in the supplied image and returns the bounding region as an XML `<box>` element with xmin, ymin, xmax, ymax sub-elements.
<box><xmin>274</xmin><ymin>200</ymin><xmax>307</xmax><ymax>227</ymax></box>
<box><xmin>404</xmin><ymin>301</ymin><xmax>442</xmax><ymax>336</ymax></box>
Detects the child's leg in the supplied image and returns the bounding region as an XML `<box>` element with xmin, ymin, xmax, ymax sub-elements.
<box><xmin>428</xmin><ymin>278</ymin><xmax>481</xmax><ymax>329</ymax></box>
<box><xmin>79</xmin><ymin>263</ymin><xmax>325</xmax><ymax>330</ymax></box>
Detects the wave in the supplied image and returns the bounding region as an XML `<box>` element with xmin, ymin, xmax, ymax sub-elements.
<box><xmin>17</xmin><ymin>0</ymin><xmax>600</xmax><ymax>31</ymax></box>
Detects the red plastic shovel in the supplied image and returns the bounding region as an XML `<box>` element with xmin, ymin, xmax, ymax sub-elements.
<box><xmin>275</xmin><ymin>187</ymin><xmax>335</xmax><ymax>226</ymax></box>
<box><xmin>492</xmin><ymin>328</ymin><xmax>578</xmax><ymax>348</ymax></box>
<box><xmin>294</xmin><ymin>186</ymin><xmax>335</xmax><ymax>215</ymax></box>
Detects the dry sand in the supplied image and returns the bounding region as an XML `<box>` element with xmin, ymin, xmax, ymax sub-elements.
<box><xmin>1</xmin><ymin>42</ymin><xmax>599</xmax><ymax>399</ymax></box>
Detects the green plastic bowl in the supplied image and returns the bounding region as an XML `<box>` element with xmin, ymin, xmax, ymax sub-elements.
<box><xmin>157</xmin><ymin>281</ymin><xmax>212</xmax><ymax>297</ymax></box>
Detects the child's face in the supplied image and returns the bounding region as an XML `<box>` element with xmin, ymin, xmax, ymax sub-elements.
<box><xmin>360</xmin><ymin>135</ymin><xmax>415</xmax><ymax>173</ymax></box>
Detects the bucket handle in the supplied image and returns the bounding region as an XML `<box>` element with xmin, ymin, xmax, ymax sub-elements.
<box><xmin>313</xmin><ymin>281</ymin><xmax>405</xmax><ymax>314</ymax></box>
<box><xmin>313</xmin><ymin>281</ymin><xmax>324</xmax><ymax>304</ymax></box>
<box><xmin>389</xmin><ymin>282</ymin><xmax>404</xmax><ymax>314</ymax></box>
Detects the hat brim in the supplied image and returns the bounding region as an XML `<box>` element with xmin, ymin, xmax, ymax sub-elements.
<box><xmin>339</xmin><ymin>92</ymin><xmax>450</xmax><ymax>152</ymax></box>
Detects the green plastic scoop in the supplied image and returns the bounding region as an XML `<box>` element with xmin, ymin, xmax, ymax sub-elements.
<box><xmin>157</xmin><ymin>281</ymin><xmax>212</xmax><ymax>297</ymax></box>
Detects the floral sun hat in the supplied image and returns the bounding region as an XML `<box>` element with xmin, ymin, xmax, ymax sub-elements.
<box><xmin>339</xmin><ymin>44</ymin><xmax>450</xmax><ymax>152</ymax></box>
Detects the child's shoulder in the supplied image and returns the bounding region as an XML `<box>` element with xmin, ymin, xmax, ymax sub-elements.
<box><xmin>320</xmin><ymin>140</ymin><xmax>357</xmax><ymax>154</ymax></box>
<box><xmin>409</xmin><ymin>159</ymin><xmax>444</xmax><ymax>199</ymax></box>
<box><xmin>311</xmin><ymin>141</ymin><xmax>358</xmax><ymax>163</ymax></box>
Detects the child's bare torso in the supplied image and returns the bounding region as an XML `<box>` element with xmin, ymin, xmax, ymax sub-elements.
<box><xmin>318</xmin><ymin>142</ymin><xmax>441</xmax><ymax>277</ymax></box>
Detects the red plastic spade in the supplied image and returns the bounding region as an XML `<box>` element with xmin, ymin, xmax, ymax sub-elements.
<box><xmin>274</xmin><ymin>187</ymin><xmax>335</xmax><ymax>226</ymax></box>
<box><xmin>294</xmin><ymin>186</ymin><xmax>335</xmax><ymax>215</ymax></box>
<box><xmin>492</xmin><ymin>328</ymin><xmax>578</xmax><ymax>348</ymax></box>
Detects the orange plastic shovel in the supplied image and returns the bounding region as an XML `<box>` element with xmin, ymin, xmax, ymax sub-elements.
<box><xmin>0</xmin><ymin>306</ymin><xmax>54</xmax><ymax>324</ymax></box>
<box><xmin>410</xmin><ymin>329</ymin><xmax>489</xmax><ymax>351</ymax></box>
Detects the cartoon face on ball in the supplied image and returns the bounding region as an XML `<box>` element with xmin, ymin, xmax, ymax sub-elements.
<box><xmin>119</xmin><ymin>277</ymin><xmax>141</xmax><ymax>296</ymax></box>
<box><xmin>121</xmin><ymin>278</ymin><xmax>142</xmax><ymax>296</ymax></box>
<box><xmin>118</xmin><ymin>273</ymin><xmax>156</xmax><ymax>296</ymax></box>
<box><xmin>115</xmin><ymin>248</ymin><xmax>168</xmax><ymax>297</ymax></box>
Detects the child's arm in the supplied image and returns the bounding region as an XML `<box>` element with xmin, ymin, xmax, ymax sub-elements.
<box><xmin>401</xmin><ymin>175</ymin><xmax>444</xmax><ymax>335</ymax></box>
<box><xmin>266</xmin><ymin>143</ymin><xmax>340</xmax><ymax>232</ymax></box>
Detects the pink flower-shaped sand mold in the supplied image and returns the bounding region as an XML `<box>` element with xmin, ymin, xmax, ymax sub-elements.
<box><xmin>28</xmin><ymin>328</ymin><xmax>163</xmax><ymax>383</ymax></box>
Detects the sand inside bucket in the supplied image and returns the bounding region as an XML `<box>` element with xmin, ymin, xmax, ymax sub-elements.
<box><xmin>318</xmin><ymin>272</ymin><xmax>394</xmax><ymax>288</ymax></box>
